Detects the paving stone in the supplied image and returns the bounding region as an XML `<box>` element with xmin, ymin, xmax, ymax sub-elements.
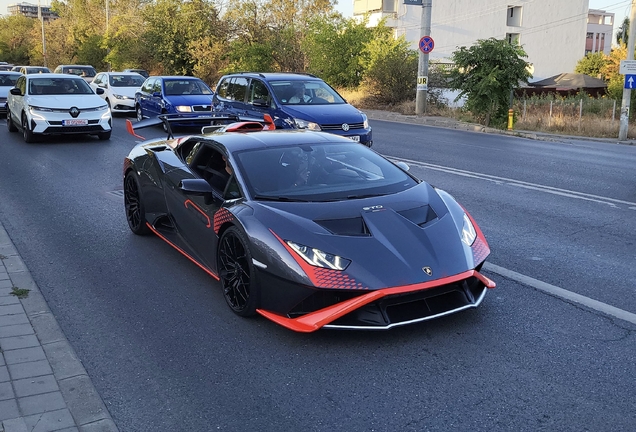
<box><xmin>8</xmin><ymin>359</ymin><xmax>53</xmax><ymax>380</ymax></box>
<box><xmin>79</xmin><ymin>418</ymin><xmax>119</xmax><ymax>432</ymax></box>
<box><xmin>4</xmin><ymin>346</ymin><xmax>46</xmax><ymax>365</ymax></box>
<box><xmin>1</xmin><ymin>417</ymin><xmax>28</xmax><ymax>432</ymax></box>
<box><xmin>2</xmin><ymin>256</ymin><xmax>26</xmax><ymax>274</ymax></box>
<box><xmin>20</xmin><ymin>290</ymin><xmax>50</xmax><ymax>318</ymax></box>
<box><xmin>18</xmin><ymin>391</ymin><xmax>66</xmax><ymax>416</ymax></box>
<box><xmin>0</xmin><ymin>366</ymin><xmax>9</xmax><ymax>383</ymax></box>
<box><xmin>59</xmin><ymin>375</ymin><xmax>110</xmax><ymax>426</ymax></box>
<box><xmin>0</xmin><ymin>381</ymin><xmax>15</xmax><ymax>401</ymax></box>
<box><xmin>24</xmin><ymin>408</ymin><xmax>76</xmax><ymax>432</ymax></box>
<box><xmin>0</xmin><ymin>244</ymin><xmax>18</xmax><ymax>257</ymax></box>
<box><xmin>30</xmin><ymin>313</ymin><xmax>66</xmax><ymax>345</ymax></box>
<box><xmin>57</xmin><ymin>428</ymin><xmax>80</xmax><ymax>432</ymax></box>
<box><xmin>0</xmin><ymin>281</ymin><xmax>13</xmax><ymax>290</ymax></box>
<box><xmin>0</xmin><ymin>324</ymin><xmax>34</xmax><ymax>339</ymax></box>
<box><xmin>42</xmin><ymin>340</ymin><xmax>85</xmax><ymax>381</ymax></box>
<box><xmin>0</xmin><ymin>313</ymin><xmax>29</xmax><ymax>327</ymax></box>
<box><xmin>0</xmin><ymin>273</ymin><xmax>8</xmax><ymax>282</ymax></box>
<box><xmin>0</xmin><ymin>335</ymin><xmax>40</xmax><ymax>351</ymax></box>
<box><xmin>13</xmin><ymin>374</ymin><xmax>58</xmax><ymax>398</ymax></box>
<box><xmin>0</xmin><ymin>304</ymin><xmax>24</xmax><ymax>316</ymax></box>
<box><xmin>0</xmin><ymin>296</ymin><xmax>20</xmax><ymax>306</ymax></box>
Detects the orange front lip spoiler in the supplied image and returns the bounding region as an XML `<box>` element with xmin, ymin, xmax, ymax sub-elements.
<box><xmin>257</xmin><ymin>270</ymin><xmax>496</xmax><ymax>332</ymax></box>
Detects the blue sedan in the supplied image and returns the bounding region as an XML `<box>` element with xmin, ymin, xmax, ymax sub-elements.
<box><xmin>135</xmin><ymin>76</ymin><xmax>214</xmax><ymax>125</ymax></box>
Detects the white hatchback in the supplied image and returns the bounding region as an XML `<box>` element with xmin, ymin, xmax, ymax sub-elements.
<box><xmin>90</xmin><ymin>72</ymin><xmax>145</xmax><ymax>114</ymax></box>
<box><xmin>6</xmin><ymin>73</ymin><xmax>112</xmax><ymax>142</ymax></box>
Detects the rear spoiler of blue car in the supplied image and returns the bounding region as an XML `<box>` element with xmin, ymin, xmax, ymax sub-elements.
<box><xmin>125</xmin><ymin>112</ymin><xmax>276</xmax><ymax>140</ymax></box>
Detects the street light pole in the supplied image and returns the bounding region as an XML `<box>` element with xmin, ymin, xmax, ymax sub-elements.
<box><xmin>415</xmin><ymin>0</ymin><xmax>432</xmax><ymax>115</ymax></box>
<box><xmin>38</xmin><ymin>0</ymin><xmax>47</xmax><ymax>67</ymax></box>
<box><xmin>619</xmin><ymin>0</ymin><xmax>636</xmax><ymax>140</ymax></box>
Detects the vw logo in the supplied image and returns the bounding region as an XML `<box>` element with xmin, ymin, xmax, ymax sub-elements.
<box><xmin>69</xmin><ymin>107</ymin><xmax>80</xmax><ymax>118</ymax></box>
<box><xmin>422</xmin><ymin>266</ymin><xmax>433</xmax><ymax>276</ymax></box>
<box><xmin>341</xmin><ymin>123</ymin><xmax>350</xmax><ymax>131</ymax></box>
<box><xmin>202</xmin><ymin>105</ymin><xmax>208</xmax><ymax>109</ymax></box>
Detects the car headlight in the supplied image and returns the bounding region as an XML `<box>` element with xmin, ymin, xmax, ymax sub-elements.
<box><xmin>461</xmin><ymin>213</ymin><xmax>476</xmax><ymax>246</ymax></box>
<box><xmin>294</xmin><ymin>118</ymin><xmax>321</xmax><ymax>130</ymax></box>
<box><xmin>113</xmin><ymin>94</ymin><xmax>126</xmax><ymax>100</ymax></box>
<box><xmin>28</xmin><ymin>105</ymin><xmax>53</xmax><ymax>112</ymax></box>
<box><xmin>287</xmin><ymin>241</ymin><xmax>350</xmax><ymax>270</ymax></box>
<box><xmin>176</xmin><ymin>105</ymin><xmax>192</xmax><ymax>113</ymax></box>
<box><xmin>362</xmin><ymin>113</ymin><xmax>369</xmax><ymax>129</ymax></box>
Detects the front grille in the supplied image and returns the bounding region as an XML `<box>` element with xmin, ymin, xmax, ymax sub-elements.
<box><xmin>0</xmin><ymin>97</ymin><xmax>6</xmax><ymax>103</ymax></box>
<box><xmin>43</xmin><ymin>125</ymin><xmax>105</xmax><ymax>134</ymax></box>
<box><xmin>321</xmin><ymin>122</ymin><xmax>365</xmax><ymax>131</ymax></box>
<box><xmin>48</xmin><ymin>120</ymin><xmax>100</xmax><ymax>125</ymax></box>
<box><xmin>192</xmin><ymin>105</ymin><xmax>212</xmax><ymax>112</ymax></box>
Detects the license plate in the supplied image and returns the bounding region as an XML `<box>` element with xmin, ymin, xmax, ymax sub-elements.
<box><xmin>348</xmin><ymin>135</ymin><xmax>360</xmax><ymax>142</ymax></box>
<box><xmin>62</xmin><ymin>119</ymin><xmax>88</xmax><ymax>126</ymax></box>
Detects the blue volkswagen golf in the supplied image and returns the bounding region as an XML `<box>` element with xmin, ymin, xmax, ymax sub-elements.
<box><xmin>135</xmin><ymin>76</ymin><xmax>214</xmax><ymax>123</ymax></box>
<box><xmin>212</xmin><ymin>73</ymin><xmax>372</xmax><ymax>147</ymax></box>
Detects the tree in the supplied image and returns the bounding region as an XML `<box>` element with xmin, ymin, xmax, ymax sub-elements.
<box><xmin>575</xmin><ymin>52</ymin><xmax>607</xmax><ymax>79</ymax></box>
<box><xmin>602</xmin><ymin>45</ymin><xmax>627</xmax><ymax>100</ymax></box>
<box><xmin>617</xmin><ymin>17</ymin><xmax>629</xmax><ymax>46</ymax></box>
<box><xmin>0</xmin><ymin>15</ymin><xmax>37</xmax><ymax>65</ymax></box>
<box><xmin>448</xmin><ymin>38</ymin><xmax>532</xmax><ymax>127</ymax></box>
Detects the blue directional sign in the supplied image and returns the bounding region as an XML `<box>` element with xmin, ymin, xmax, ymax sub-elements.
<box><xmin>625</xmin><ymin>75</ymin><xmax>636</xmax><ymax>89</ymax></box>
<box><xmin>419</xmin><ymin>36</ymin><xmax>435</xmax><ymax>54</ymax></box>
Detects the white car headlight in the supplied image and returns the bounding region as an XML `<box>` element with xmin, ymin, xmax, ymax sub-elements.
<box><xmin>461</xmin><ymin>213</ymin><xmax>476</xmax><ymax>246</ymax></box>
<box><xmin>294</xmin><ymin>118</ymin><xmax>321</xmax><ymax>130</ymax></box>
<box><xmin>113</xmin><ymin>94</ymin><xmax>126</xmax><ymax>100</ymax></box>
<box><xmin>287</xmin><ymin>241</ymin><xmax>350</xmax><ymax>270</ymax></box>
<box><xmin>362</xmin><ymin>113</ymin><xmax>369</xmax><ymax>129</ymax></box>
<box><xmin>28</xmin><ymin>105</ymin><xmax>53</xmax><ymax>112</ymax></box>
<box><xmin>176</xmin><ymin>105</ymin><xmax>192</xmax><ymax>113</ymax></box>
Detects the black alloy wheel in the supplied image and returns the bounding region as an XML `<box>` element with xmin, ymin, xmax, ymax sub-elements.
<box><xmin>218</xmin><ymin>227</ymin><xmax>258</xmax><ymax>317</ymax></box>
<box><xmin>124</xmin><ymin>171</ymin><xmax>150</xmax><ymax>235</ymax></box>
<box><xmin>21</xmin><ymin>113</ymin><xmax>34</xmax><ymax>143</ymax></box>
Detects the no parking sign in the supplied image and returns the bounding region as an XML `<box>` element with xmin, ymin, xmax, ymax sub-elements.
<box><xmin>419</xmin><ymin>36</ymin><xmax>434</xmax><ymax>54</ymax></box>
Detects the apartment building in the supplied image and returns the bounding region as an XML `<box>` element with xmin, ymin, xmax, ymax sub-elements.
<box><xmin>7</xmin><ymin>2</ymin><xmax>58</xmax><ymax>22</ymax></box>
<box><xmin>353</xmin><ymin>0</ymin><xmax>601</xmax><ymax>81</ymax></box>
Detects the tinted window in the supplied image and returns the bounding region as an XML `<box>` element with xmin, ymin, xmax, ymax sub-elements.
<box><xmin>66</xmin><ymin>66</ymin><xmax>96</xmax><ymax>77</ymax></box>
<box><xmin>270</xmin><ymin>80</ymin><xmax>345</xmax><ymax>105</ymax></box>
<box><xmin>110</xmin><ymin>74</ymin><xmax>145</xmax><ymax>87</ymax></box>
<box><xmin>28</xmin><ymin>77</ymin><xmax>94</xmax><ymax>95</ymax></box>
<box><xmin>235</xmin><ymin>142</ymin><xmax>417</xmax><ymax>202</ymax></box>
<box><xmin>228</xmin><ymin>77</ymin><xmax>248</xmax><ymax>101</ymax></box>
<box><xmin>141</xmin><ymin>78</ymin><xmax>155</xmax><ymax>93</ymax></box>
<box><xmin>216</xmin><ymin>78</ymin><xmax>231</xmax><ymax>99</ymax></box>
<box><xmin>248</xmin><ymin>79</ymin><xmax>271</xmax><ymax>106</ymax></box>
<box><xmin>164</xmin><ymin>79</ymin><xmax>212</xmax><ymax>96</ymax></box>
<box><xmin>0</xmin><ymin>74</ymin><xmax>19</xmax><ymax>87</ymax></box>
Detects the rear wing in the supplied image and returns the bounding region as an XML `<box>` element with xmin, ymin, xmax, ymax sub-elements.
<box><xmin>125</xmin><ymin>112</ymin><xmax>276</xmax><ymax>140</ymax></box>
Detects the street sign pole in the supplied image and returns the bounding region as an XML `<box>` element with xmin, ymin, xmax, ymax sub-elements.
<box><xmin>619</xmin><ymin>0</ymin><xmax>636</xmax><ymax>140</ymax></box>
<box><xmin>415</xmin><ymin>0</ymin><xmax>432</xmax><ymax>115</ymax></box>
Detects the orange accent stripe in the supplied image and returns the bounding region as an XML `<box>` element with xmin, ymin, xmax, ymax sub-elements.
<box><xmin>146</xmin><ymin>222</ymin><xmax>219</xmax><ymax>280</ymax></box>
<box><xmin>126</xmin><ymin>119</ymin><xmax>145</xmax><ymax>139</ymax></box>
<box><xmin>184</xmin><ymin>199</ymin><xmax>211</xmax><ymax>228</ymax></box>
<box><xmin>256</xmin><ymin>269</ymin><xmax>496</xmax><ymax>332</ymax></box>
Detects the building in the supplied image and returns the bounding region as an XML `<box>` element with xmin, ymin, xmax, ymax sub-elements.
<box><xmin>586</xmin><ymin>9</ymin><xmax>614</xmax><ymax>55</ymax></box>
<box><xmin>7</xmin><ymin>2</ymin><xmax>58</xmax><ymax>22</ymax></box>
<box><xmin>353</xmin><ymin>0</ymin><xmax>602</xmax><ymax>82</ymax></box>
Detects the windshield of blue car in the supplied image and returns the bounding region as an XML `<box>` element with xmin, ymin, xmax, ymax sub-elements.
<box><xmin>234</xmin><ymin>142</ymin><xmax>418</xmax><ymax>202</ymax></box>
<box><xmin>270</xmin><ymin>80</ymin><xmax>346</xmax><ymax>105</ymax></box>
<box><xmin>164</xmin><ymin>79</ymin><xmax>213</xmax><ymax>96</ymax></box>
<box><xmin>28</xmin><ymin>78</ymin><xmax>94</xmax><ymax>95</ymax></box>
<box><xmin>109</xmin><ymin>74</ymin><xmax>145</xmax><ymax>87</ymax></box>
<box><xmin>0</xmin><ymin>74</ymin><xmax>19</xmax><ymax>87</ymax></box>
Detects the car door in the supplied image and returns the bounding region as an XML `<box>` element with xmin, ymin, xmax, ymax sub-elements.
<box><xmin>137</xmin><ymin>78</ymin><xmax>156</xmax><ymax>117</ymax></box>
<box><xmin>149</xmin><ymin>78</ymin><xmax>164</xmax><ymax>116</ymax></box>
<box><xmin>214</xmin><ymin>76</ymin><xmax>248</xmax><ymax>116</ymax></box>
<box><xmin>245</xmin><ymin>78</ymin><xmax>275</xmax><ymax>121</ymax></box>
<box><xmin>8</xmin><ymin>75</ymin><xmax>26</xmax><ymax>122</ymax></box>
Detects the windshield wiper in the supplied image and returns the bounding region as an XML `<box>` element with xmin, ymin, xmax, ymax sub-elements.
<box><xmin>253</xmin><ymin>195</ymin><xmax>310</xmax><ymax>202</ymax></box>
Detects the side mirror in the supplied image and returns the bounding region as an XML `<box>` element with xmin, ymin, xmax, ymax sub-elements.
<box><xmin>96</xmin><ymin>88</ymin><xmax>105</xmax><ymax>95</ymax></box>
<box><xmin>252</xmin><ymin>98</ymin><xmax>269</xmax><ymax>108</ymax></box>
<box><xmin>9</xmin><ymin>88</ymin><xmax>22</xmax><ymax>96</ymax></box>
<box><xmin>395</xmin><ymin>161</ymin><xmax>410</xmax><ymax>172</ymax></box>
<box><xmin>179</xmin><ymin>179</ymin><xmax>214</xmax><ymax>195</ymax></box>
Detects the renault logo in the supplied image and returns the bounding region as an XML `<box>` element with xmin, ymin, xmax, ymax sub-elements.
<box><xmin>69</xmin><ymin>107</ymin><xmax>80</xmax><ymax>118</ymax></box>
<box><xmin>341</xmin><ymin>123</ymin><xmax>350</xmax><ymax>131</ymax></box>
<box><xmin>422</xmin><ymin>266</ymin><xmax>433</xmax><ymax>276</ymax></box>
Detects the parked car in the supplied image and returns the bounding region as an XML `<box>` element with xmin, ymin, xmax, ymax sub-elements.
<box><xmin>135</xmin><ymin>76</ymin><xmax>214</xmax><ymax>125</ymax></box>
<box><xmin>0</xmin><ymin>71</ymin><xmax>22</xmax><ymax>117</ymax></box>
<box><xmin>10</xmin><ymin>66</ymin><xmax>25</xmax><ymax>72</ymax></box>
<box><xmin>20</xmin><ymin>66</ymin><xmax>51</xmax><ymax>75</ymax></box>
<box><xmin>0</xmin><ymin>64</ymin><xmax>14</xmax><ymax>71</ymax></box>
<box><xmin>123</xmin><ymin>117</ymin><xmax>494</xmax><ymax>330</ymax></box>
<box><xmin>53</xmin><ymin>64</ymin><xmax>97</xmax><ymax>83</ymax></box>
<box><xmin>123</xmin><ymin>68</ymin><xmax>149</xmax><ymax>79</ymax></box>
<box><xmin>90</xmin><ymin>71</ymin><xmax>145</xmax><ymax>114</ymax></box>
<box><xmin>212</xmin><ymin>72</ymin><xmax>373</xmax><ymax>147</ymax></box>
<box><xmin>6</xmin><ymin>73</ymin><xmax>112</xmax><ymax>142</ymax></box>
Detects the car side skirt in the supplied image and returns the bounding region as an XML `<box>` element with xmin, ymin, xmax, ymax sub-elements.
<box><xmin>257</xmin><ymin>270</ymin><xmax>495</xmax><ymax>332</ymax></box>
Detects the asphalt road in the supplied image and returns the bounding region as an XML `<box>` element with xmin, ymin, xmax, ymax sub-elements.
<box><xmin>0</xmin><ymin>116</ymin><xmax>635</xmax><ymax>431</ymax></box>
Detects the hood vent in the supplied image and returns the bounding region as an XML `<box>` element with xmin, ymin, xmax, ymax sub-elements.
<box><xmin>315</xmin><ymin>216</ymin><xmax>370</xmax><ymax>236</ymax></box>
<box><xmin>397</xmin><ymin>205</ymin><xmax>437</xmax><ymax>227</ymax></box>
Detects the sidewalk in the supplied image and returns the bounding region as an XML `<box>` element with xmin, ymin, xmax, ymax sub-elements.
<box><xmin>0</xmin><ymin>223</ymin><xmax>117</xmax><ymax>432</ymax></box>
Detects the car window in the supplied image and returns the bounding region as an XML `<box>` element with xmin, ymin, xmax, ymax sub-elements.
<box><xmin>0</xmin><ymin>74</ymin><xmax>19</xmax><ymax>87</ymax></box>
<box><xmin>247</xmin><ymin>79</ymin><xmax>271</xmax><ymax>106</ymax></box>
<box><xmin>141</xmin><ymin>78</ymin><xmax>155</xmax><ymax>93</ymax></box>
<box><xmin>234</xmin><ymin>142</ymin><xmax>417</xmax><ymax>202</ymax></box>
<box><xmin>216</xmin><ymin>78</ymin><xmax>230</xmax><ymax>99</ymax></box>
<box><xmin>152</xmin><ymin>79</ymin><xmax>162</xmax><ymax>93</ymax></box>
<box><xmin>227</xmin><ymin>77</ymin><xmax>248</xmax><ymax>101</ymax></box>
<box><xmin>17</xmin><ymin>76</ymin><xmax>26</xmax><ymax>94</ymax></box>
<box><xmin>28</xmin><ymin>77</ymin><xmax>94</xmax><ymax>95</ymax></box>
<box><xmin>270</xmin><ymin>80</ymin><xmax>345</xmax><ymax>105</ymax></box>
<box><xmin>110</xmin><ymin>74</ymin><xmax>145</xmax><ymax>87</ymax></box>
<box><xmin>93</xmin><ymin>74</ymin><xmax>103</xmax><ymax>85</ymax></box>
<box><xmin>164</xmin><ymin>79</ymin><xmax>212</xmax><ymax>96</ymax></box>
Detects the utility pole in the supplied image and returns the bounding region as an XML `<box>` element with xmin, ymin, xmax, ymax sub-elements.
<box><xmin>37</xmin><ymin>0</ymin><xmax>47</xmax><ymax>67</ymax></box>
<box><xmin>415</xmin><ymin>0</ymin><xmax>432</xmax><ymax>115</ymax></box>
<box><xmin>619</xmin><ymin>0</ymin><xmax>636</xmax><ymax>140</ymax></box>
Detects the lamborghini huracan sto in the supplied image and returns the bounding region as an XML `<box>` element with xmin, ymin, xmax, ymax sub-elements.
<box><xmin>123</xmin><ymin>117</ymin><xmax>495</xmax><ymax>332</ymax></box>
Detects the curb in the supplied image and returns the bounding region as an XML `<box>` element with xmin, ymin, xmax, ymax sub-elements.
<box><xmin>0</xmin><ymin>224</ymin><xmax>118</xmax><ymax>432</ymax></box>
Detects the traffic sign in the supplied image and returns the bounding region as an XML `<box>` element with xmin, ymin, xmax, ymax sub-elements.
<box><xmin>419</xmin><ymin>36</ymin><xmax>434</xmax><ymax>54</ymax></box>
<box><xmin>619</xmin><ymin>60</ymin><xmax>636</xmax><ymax>74</ymax></box>
<box><xmin>417</xmin><ymin>76</ymin><xmax>428</xmax><ymax>91</ymax></box>
<box><xmin>624</xmin><ymin>74</ymin><xmax>636</xmax><ymax>89</ymax></box>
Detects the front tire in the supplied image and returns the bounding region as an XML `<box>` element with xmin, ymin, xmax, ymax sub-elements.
<box><xmin>124</xmin><ymin>171</ymin><xmax>151</xmax><ymax>235</ymax></box>
<box><xmin>136</xmin><ymin>105</ymin><xmax>143</xmax><ymax>122</ymax></box>
<box><xmin>21</xmin><ymin>113</ymin><xmax>35</xmax><ymax>143</ymax></box>
<box><xmin>98</xmin><ymin>130</ymin><xmax>111</xmax><ymax>140</ymax></box>
<box><xmin>218</xmin><ymin>226</ymin><xmax>258</xmax><ymax>317</ymax></box>
<box><xmin>7</xmin><ymin>108</ymin><xmax>17</xmax><ymax>132</ymax></box>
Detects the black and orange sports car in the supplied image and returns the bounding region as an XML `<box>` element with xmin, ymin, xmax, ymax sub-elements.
<box><xmin>123</xmin><ymin>115</ymin><xmax>495</xmax><ymax>332</ymax></box>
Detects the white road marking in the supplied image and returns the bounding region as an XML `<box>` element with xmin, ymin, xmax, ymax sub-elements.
<box><xmin>484</xmin><ymin>262</ymin><xmax>636</xmax><ymax>325</ymax></box>
<box><xmin>391</xmin><ymin>157</ymin><xmax>636</xmax><ymax>209</ymax></box>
